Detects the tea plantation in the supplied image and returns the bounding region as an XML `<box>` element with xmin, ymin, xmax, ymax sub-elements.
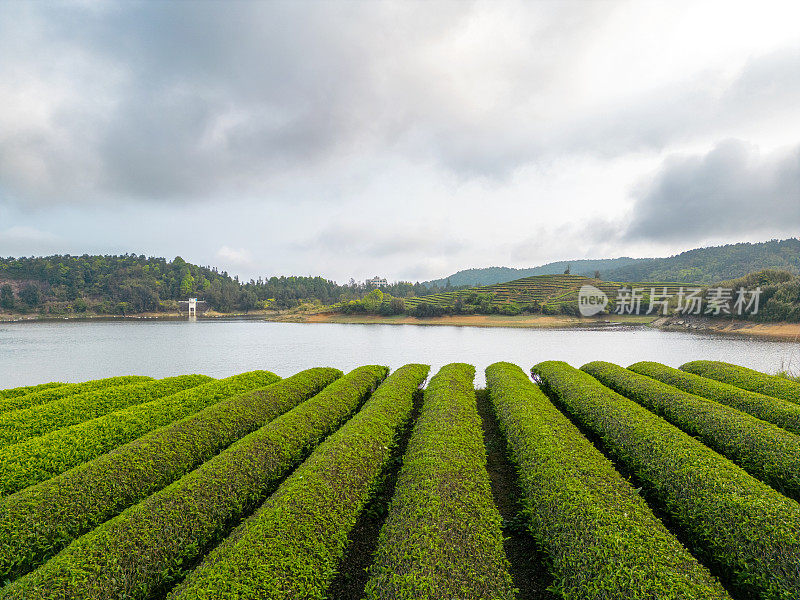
<box><xmin>0</xmin><ymin>360</ymin><xmax>797</xmax><ymax>599</ymax></box>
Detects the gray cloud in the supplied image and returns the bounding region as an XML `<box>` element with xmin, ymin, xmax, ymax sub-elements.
<box><xmin>556</xmin><ymin>48</ymin><xmax>800</xmax><ymax>159</ymax></box>
<box><xmin>16</xmin><ymin>1</ymin><xmax>797</xmax><ymax>205</ymax></box>
<box><xmin>304</xmin><ymin>225</ymin><xmax>466</xmax><ymax>259</ymax></box>
<box><xmin>1</xmin><ymin>1</ymin><xmax>799</xmax><ymax>283</ymax></box>
<box><xmin>626</xmin><ymin>140</ymin><xmax>800</xmax><ymax>242</ymax></box>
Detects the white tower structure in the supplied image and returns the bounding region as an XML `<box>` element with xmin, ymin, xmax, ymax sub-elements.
<box><xmin>188</xmin><ymin>298</ymin><xmax>197</xmax><ymax>317</ymax></box>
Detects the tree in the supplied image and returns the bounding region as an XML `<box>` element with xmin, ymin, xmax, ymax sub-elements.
<box><xmin>593</xmin><ymin>270</ymin><xmax>601</xmax><ymax>279</ymax></box>
<box><xmin>363</xmin><ymin>288</ymin><xmax>384</xmax><ymax>312</ymax></box>
<box><xmin>180</xmin><ymin>273</ymin><xmax>195</xmax><ymax>297</ymax></box>
<box><xmin>238</xmin><ymin>290</ymin><xmax>257</xmax><ymax>313</ymax></box>
<box><xmin>19</xmin><ymin>283</ymin><xmax>41</xmax><ymax>307</ymax></box>
<box><xmin>0</xmin><ymin>285</ymin><xmax>14</xmax><ymax>310</ymax></box>
<box><xmin>564</xmin><ymin>264</ymin><xmax>571</xmax><ymax>275</ymax></box>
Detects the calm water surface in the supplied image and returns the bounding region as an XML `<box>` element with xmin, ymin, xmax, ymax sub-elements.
<box><xmin>1</xmin><ymin>319</ymin><xmax>798</xmax><ymax>387</ymax></box>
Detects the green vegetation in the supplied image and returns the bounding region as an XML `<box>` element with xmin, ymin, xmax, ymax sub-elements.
<box><xmin>582</xmin><ymin>361</ymin><xmax>800</xmax><ymax>500</ymax></box>
<box><xmin>364</xmin><ymin>364</ymin><xmax>514</xmax><ymax>599</ymax></box>
<box><xmin>0</xmin><ymin>255</ymin><xmax>246</xmax><ymax>314</ymax></box>
<box><xmin>0</xmin><ymin>376</ymin><xmax>151</xmax><ymax>414</ymax></box>
<box><xmin>385</xmin><ymin>275</ymin><xmax>686</xmax><ymax>317</ymax></box>
<box><xmin>5</xmin><ymin>239</ymin><xmax>799</xmax><ymax>319</ymax></box>
<box><xmin>0</xmin><ymin>369</ymin><xmax>342</xmax><ymax>579</ymax></box>
<box><xmin>3</xmin><ymin>366</ymin><xmax>387</xmax><ymax>600</ymax></box>
<box><xmin>0</xmin><ymin>371</ymin><xmax>279</xmax><ymax>496</ymax></box>
<box><xmin>0</xmin><ymin>382</ymin><xmax>63</xmax><ymax>401</ymax></box>
<box><xmin>629</xmin><ymin>361</ymin><xmax>800</xmax><ymax>435</ymax></box>
<box><xmin>602</xmin><ymin>238</ymin><xmax>800</xmax><ymax>283</ymax></box>
<box><xmin>0</xmin><ymin>254</ymin><xmax>456</xmax><ymax>316</ymax></box>
<box><xmin>169</xmin><ymin>365</ymin><xmax>420</xmax><ymax>600</ymax></box>
<box><xmin>425</xmin><ymin>238</ymin><xmax>800</xmax><ymax>287</ymax></box>
<box><xmin>533</xmin><ymin>361</ymin><xmax>800</xmax><ymax>599</ymax></box>
<box><xmin>389</xmin><ymin>268</ymin><xmax>800</xmax><ymax>322</ymax></box>
<box><xmin>3</xmin><ymin>360</ymin><xmax>800</xmax><ymax>597</ymax></box>
<box><xmin>682</xmin><ymin>360</ymin><xmax>800</xmax><ymax>403</ymax></box>
<box><xmin>485</xmin><ymin>362</ymin><xmax>729</xmax><ymax>599</ymax></box>
<box><xmin>423</xmin><ymin>258</ymin><xmax>642</xmax><ymax>287</ymax></box>
<box><xmin>0</xmin><ymin>376</ymin><xmax>208</xmax><ymax>448</ymax></box>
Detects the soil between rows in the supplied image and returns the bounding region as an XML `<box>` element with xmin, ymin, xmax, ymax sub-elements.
<box><xmin>475</xmin><ymin>388</ymin><xmax>557</xmax><ymax>600</ymax></box>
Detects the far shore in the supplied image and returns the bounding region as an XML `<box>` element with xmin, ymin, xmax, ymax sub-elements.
<box><xmin>269</xmin><ymin>312</ymin><xmax>658</xmax><ymax>329</ymax></box>
<box><xmin>2</xmin><ymin>309</ymin><xmax>799</xmax><ymax>342</ymax></box>
<box><xmin>267</xmin><ymin>311</ymin><xmax>800</xmax><ymax>342</ymax></box>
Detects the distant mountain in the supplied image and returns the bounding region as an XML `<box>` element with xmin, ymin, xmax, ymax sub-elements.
<box><xmin>425</xmin><ymin>238</ymin><xmax>800</xmax><ymax>287</ymax></box>
<box><xmin>423</xmin><ymin>258</ymin><xmax>644</xmax><ymax>288</ymax></box>
<box><xmin>603</xmin><ymin>239</ymin><xmax>800</xmax><ymax>283</ymax></box>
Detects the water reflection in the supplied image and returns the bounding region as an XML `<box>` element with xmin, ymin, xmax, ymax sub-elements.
<box><xmin>0</xmin><ymin>320</ymin><xmax>797</xmax><ymax>387</ymax></box>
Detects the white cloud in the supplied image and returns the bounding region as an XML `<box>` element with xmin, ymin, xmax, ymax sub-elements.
<box><xmin>215</xmin><ymin>246</ymin><xmax>254</xmax><ymax>267</ymax></box>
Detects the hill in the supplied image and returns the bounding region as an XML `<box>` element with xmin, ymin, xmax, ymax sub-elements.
<box><xmin>0</xmin><ymin>254</ymin><xmax>453</xmax><ymax>317</ymax></box>
<box><xmin>603</xmin><ymin>239</ymin><xmax>800</xmax><ymax>283</ymax></box>
<box><xmin>0</xmin><ymin>254</ymin><xmax>348</xmax><ymax>315</ymax></box>
<box><xmin>405</xmin><ymin>274</ymin><xmax>685</xmax><ymax>316</ymax></box>
<box><xmin>423</xmin><ymin>258</ymin><xmax>643</xmax><ymax>287</ymax></box>
<box><xmin>399</xmin><ymin>269</ymin><xmax>800</xmax><ymax>322</ymax></box>
<box><xmin>425</xmin><ymin>238</ymin><xmax>800</xmax><ymax>287</ymax></box>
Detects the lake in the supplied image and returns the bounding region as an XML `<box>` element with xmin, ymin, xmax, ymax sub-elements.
<box><xmin>1</xmin><ymin>319</ymin><xmax>798</xmax><ymax>388</ymax></box>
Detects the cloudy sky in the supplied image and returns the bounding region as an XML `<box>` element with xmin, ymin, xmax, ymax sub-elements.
<box><xmin>0</xmin><ymin>0</ymin><xmax>798</xmax><ymax>282</ymax></box>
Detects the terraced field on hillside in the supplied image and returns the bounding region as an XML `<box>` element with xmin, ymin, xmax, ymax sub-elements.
<box><xmin>0</xmin><ymin>360</ymin><xmax>798</xmax><ymax>599</ymax></box>
<box><xmin>405</xmin><ymin>274</ymin><xmax>688</xmax><ymax>311</ymax></box>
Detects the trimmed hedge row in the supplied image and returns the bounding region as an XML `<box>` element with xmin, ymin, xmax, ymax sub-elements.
<box><xmin>486</xmin><ymin>362</ymin><xmax>730</xmax><ymax>599</ymax></box>
<box><xmin>4</xmin><ymin>365</ymin><xmax>388</xmax><ymax>600</ymax></box>
<box><xmin>0</xmin><ymin>372</ymin><xmax>272</xmax><ymax>497</ymax></box>
<box><xmin>167</xmin><ymin>364</ymin><xmax>423</xmax><ymax>600</ymax></box>
<box><xmin>533</xmin><ymin>361</ymin><xmax>800</xmax><ymax>599</ymax></box>
<box><xmin>0</xmin><ymin>375</ymin><xmax>212</xmax><ymax>448</ymax></box>
<box><xmin>630</xmin><ymin>361</ymin><xmax>800</xmax><ymax>436</ymax></box>
<box><xmin>363</xmin><ymin>363</ymin><xmax>514</xmax><ymax>600</ymax></box>
<box><xmin>682</xmin><ymin>360</ymin><xmax>800</xmax><ymax>404</ymax></box>
<box><xmin>583</xmin><ymin>361</ymin><xmax>800</xmax><ymax>501</ymax></box>
<box><xmin>0</xmin><ymin>376</ymin><xmax>151</xmax><ymax>414</ymax></box>
<box><xmin>0</xmin><ymin>382</ymin><xmax>64</xmax><ymax>401</ymax></box>
<box><xmin>0</xmin><ymin>368</ymin><xmax>309</xmax><ymax>580</ymax></box>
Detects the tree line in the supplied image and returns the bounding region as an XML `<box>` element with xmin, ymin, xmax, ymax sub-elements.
<box><xmin>0</xmin><ymin>254</ymin><xmax>458</xmax><ymax>316</ymax></box>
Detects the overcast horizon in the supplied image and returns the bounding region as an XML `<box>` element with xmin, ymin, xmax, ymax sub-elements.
<box><xmin>1</xmin><ymin>1</ymin><xmax>798</xmax><ymax>284</ymax></box>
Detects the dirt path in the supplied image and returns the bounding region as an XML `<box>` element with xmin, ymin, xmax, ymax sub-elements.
<box><xmin>475</xmin><ymin>389</ymin><xmax>556</xmax><ymax>600</ymax></box>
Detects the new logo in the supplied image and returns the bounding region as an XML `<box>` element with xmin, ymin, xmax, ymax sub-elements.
<box><xmin>578</xmin><ymin>285</ymin><xmax>608</xmax><ymax>316</ymax></box>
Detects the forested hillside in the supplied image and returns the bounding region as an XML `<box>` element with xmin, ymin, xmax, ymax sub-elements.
<box><xmin>426</xmin><ymin>239</ymin><xmax>800</xmax><ymax>287</ymax></box>
<box><xmin>0</xmin><ymin>255</ymin><xmax>450</xmax><ymax>316</ymax></box>
<box><xmin>603</xmin><ymin>239</ymin><xmax>800</xmax><ymax>283</ymax></box>
<box><xmin>424</xmin><ymin>258</ymin><xmax>643</xmax><ymax>287</ymax></box>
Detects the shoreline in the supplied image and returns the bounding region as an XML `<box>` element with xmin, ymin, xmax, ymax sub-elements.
<box><xmin>0</xmin><ymin>310</ymin><xmax>272</xmax><ymax>324</ymax></box>
<box><xmin>268</xmin><ymin>312</ymin><xmax>658</xmax><ymax>329</ymax></box>
<box><xmin>266</xmin><ymin>312</ymin><xmax>800</xmax><ymax>341</ymax></box>
<box><xmin>2</xmin><ymin>310</ymin><xmax>799</xmax><ymax>342</ymax></box>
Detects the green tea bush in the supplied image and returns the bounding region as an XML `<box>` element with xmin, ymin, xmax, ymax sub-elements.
<box><xmin>486</xmin><ymin>362</ymin><xmax>730</xmax><ymax>599</ymax></box>
<box><xmin>3</xmin><ymin>366</ymin><xmax>388</xmax><ymax>600</ymax></box>
<box><xmin>0</xmin><ymin>372</ymin><xmax>274</xmax><ymax>496</ymax></box>
<box><xmin>629</xmin><ymin>361</ymin><xmax>800</xmax><ymax>435</ymax></box>
<box><xmin>682</xmin><ymin>360</ymin><xmax>800</xmax><ymax>404</ymax></box>
<box><xmin>363</xmin><ymin>363</ymin><xmax>514</xmax><ymax>600</ymax></box>
<box><xmin>0</xmin><ymin>376</ymin><xmax>151</xmax><ymax>414</ymax></box>
<box><xmin>583</xmin><ymin>361</ymin><xmax>800</xmax><ymax>501</ymax></box>
<box><xmin>0</xmin><ymin>369</ymin><xmax>339</xmax><ymax>579</ymax></box>
<box><xmin>0</xmin><ymin>382</ymin><xmax>63</xmax><ymax>401</ymax></box>
<box><xmin>0</xmin><ymin>375</ymin><xmax>210</xmax><ymax>448</ymax></box>
<box><xmin>167</xmin><ymin>365</ymin><xmax>418</xmax><ymax>600</ymax></box>
<box><xmin>533</xmin><ymin>361</ymin><xmax>800</xmax><ymax>599</ymax></box>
